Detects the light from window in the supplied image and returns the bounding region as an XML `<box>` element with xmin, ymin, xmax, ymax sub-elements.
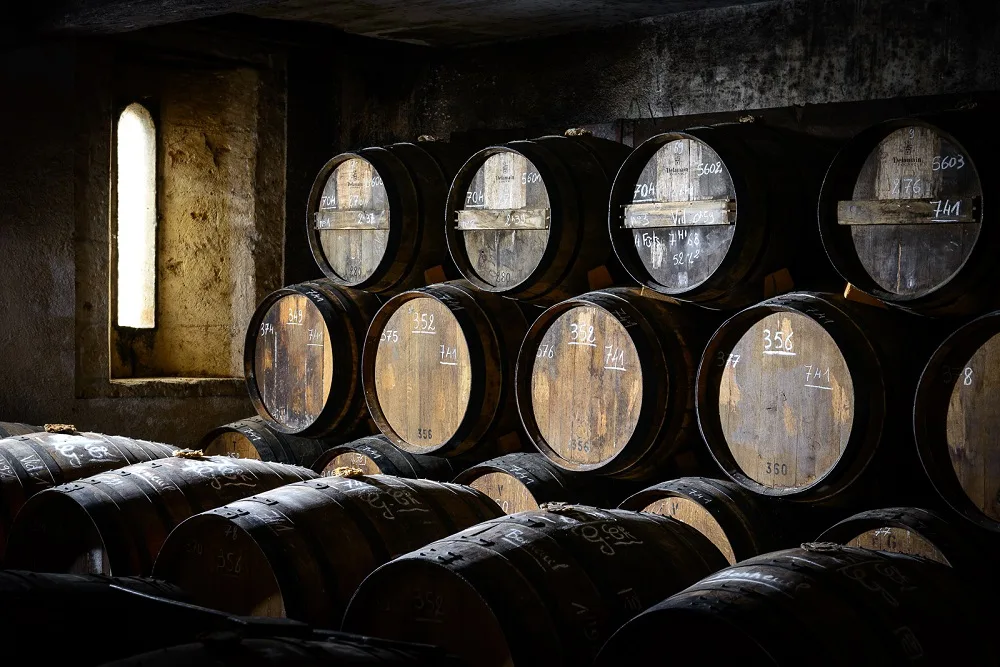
<box><xmin>116</xmin><ymin>103</ymin><xmax>157</xmax><ymax>329</ymax></box>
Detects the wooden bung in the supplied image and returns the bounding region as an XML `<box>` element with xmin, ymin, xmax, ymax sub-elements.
<box><xmin>0</xmin><ymin>422</ymin><xmax>39</xmax><ymax>438</ymax></box>
<box><xmin>453</xmin><ymin>452</ymin><xmax>587</xmax><ymax>514</ymax></box>
<box><xmin>0</xmin><ymin>432</ymin><xmax>176</xmax><ymax>562</ymax></box>
<box><xmin>445</xmin><ymin>133</ymin><xmax>630</xmax><ymax>304</ymax></box>
<box><xmin>516</xmin><ymin>287</ymin><xmax>715</xmax><ymax>480</ymax></box>
<box><xmin>306</xmin><ymin>141</ymin><xmax>463</xmax><ymax>294</ymax></box>
<box><xmin>914</xmin><ymin>310</ymin><xmax>1000</xmax><ymax>533</ymax></box>
<box><xmin>200</xmin><ymin>416</ymin><xmax>330</xmax><ymax>468</ymax></box>
<box><xmin>244</xmin><ymin>280</ymin><xmax>380</xmax><ymax>437</ymax></box>
<box><xmin>697</xmin><ymin>292</ymin><xmax>931</xmax><ymax>505</ymax></box>
<box><xmin>818</xmin><ymin>115</ymin><xmax>999</xmax><ymax>316</ymax></box>
<box><xmin>312</xmin><ymin>434</ymin><xmax>456</xmax><ymax>480</ymax></box>
<box><xmin>4</xmin><ymin>456</ymin><xmax>315</xmax><ymax>576</ymax></box>
<box><xmin>596</xmin><ymin>543</ymin><xmax>994</xmax><ymax>665</ymax></box>
<box><xmin>609</xmin><ymin>125</ymin><xmax>836</xmax><ymax>309</ymax></box>
<box><xmin>363</xmin><ymin>280</ymin><xmax>530</xmax><ymax>459</ymax></box>
<box><xmin>619</xmin><ymin>476</ymin><xmax>773</xmax><ymax>564</ymax></box>
<box><xmin>816</xmin><ymin>507</ymin><xmax>987</xmax><ymax>573</ymax></box>
<box><xmin>152</xmin><ymin>473</ymin><xmax>502</xmax><ymax>627</ymax></box>
<box><xmin>341</xmin><ymin>505</ymin><xmax>727</xmax><ymax>667</ymax></box>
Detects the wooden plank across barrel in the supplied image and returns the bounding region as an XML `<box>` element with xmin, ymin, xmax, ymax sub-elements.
<box><xmin>914</xmin><ymin>309</ymin><xmax>1000</xmax><ymax>534</ymax></box>
<box><xmin>609</xmin><ymin>125</ymin><xmax>837</xmax><ymax>309</ymax></box>
<box><xmin>595</xmin><ymin>543</ymin><xmax>995</xmax><ymax>665</ymax></box>
<box><xmin>516</xmin><ymin>287</ymin><xmax>716</xmax><ymax>480</ymax></box>
<box><xmin>244</xmin><ymin>280</ymin><xmax>380</xmax><ymax>437</ymax></box>
<box><xmin>818</xmin><ymin>115</ymin><xmax>998</xmax><ymax>315</ymax></box>
<box><xmin>312</xmin><ymin>434</ymin><xmax>456</xmax><ymax>480</ymax></box>
<box><xmin>696</xmin><ymin>291</ymin><xmax>934</xmax><ymax>505</ymax></box>
<box><xmin>0</xmin><ymin>431</ymin><xmax>176</xmax><ymax>562</ymax></box>
<box><xmin>342</xmin><ymin>504</ymin><xmax>727</xmax><ymax>667</ymax></box>
<box><xmin>4</xmin><ymin>455</ymin><xmax>316</xmax><ymax>576</ymax></box>
<box><xmin>306</xmin><ymin>140</ymin><xmax>463</xmax><ymax>294</ymax></box>
<box><xmin>445</xmin><ymin>132</ymin><xmax>631</xmax><ymax>304</ymax></box>
<box><xmin>363</xmin><ymin>280</ymin><xmax>530</xmax><ymax>459</ymax></box>
<box><xmin>152</xmin><ymin>472</ymin><xmax>502</xmax><ymax>627</ymax></box>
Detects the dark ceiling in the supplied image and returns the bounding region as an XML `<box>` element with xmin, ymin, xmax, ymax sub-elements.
<box><xmin>24</xmin><ymin>0</ymin><xmax>775</xmax><ymax>47</ymax></box>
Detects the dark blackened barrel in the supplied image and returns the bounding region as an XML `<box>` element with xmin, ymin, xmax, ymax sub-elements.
<box><xmin>99</xmin><ymin>636</ymin><xmax>465</xmax><ymax>667</ymax></box>
<box><xmin>445</xmin><ymin>132</ymin><xmax>630</xmax><ymax>304</ymax></box>
<box><xmin>595</xmin><ymin>543</ymin><xmax>994</xmax><ymax>666</ymax></box>
<box><xmin>914</xmin><ymin>310</ymin><xmax>1000</xmax><ymax>533</ymax></box>
<box><xmin>306</xmin><ymin>140</ymin><xmax>462</xmax><ymax>294</ymax></box>
<box><xmin>454</xmin><ymin>452</ymin><xmax>584</xmax><ymax>514</ymax></box>
<box><xmin>516</xmin><ymin>288</ymin><xmax>714</xmax><ymax>480</ymax></box>
<box><xmin>245</xmin><ymin>280</ymin><xmax>381</xmax><ymax>437</ymax></box>
<box><xmin>312</xmin><ymin>435</ymin><xmax>456</xmax><ymax>480</ymax></box>
<box><xmin>0</xmin><ymin>422</ymin><xmax>39</xmax><ymax>437</ymax></box>
<box><xmin>818</xmin><ymin>116</ymin><xmax>997</xmax><ymax>316</ymax></box>
<box><xmin>609</xmin><ymin>125</ymin><xmax>833</xmax><ymax>309</ymax></box>
<box><xmin>342</xmin><ymin>505</ymin><xmax>727</xmax><ymax>667</ymax></box>
<box><xmin>201</xmin><ymin>417</ymin><xmax>329</xmax><ymax>468</ymax></box>
<box><xmin>152</xmin><ymin>473</ymin><xmax>503</xmax><ymax>627</ymax></box>
<box><xmin>363</xmin><ymin>280</ymin><xmax>529</xmax><ymax>459</ymax></box>
<box><xmin>5</xmin><ymin>456</ymin><xmax>316</xmax><ymax>576</ymax></box>
<box><xmin>816</xmin><ymin>507</ymin><xmax>989</xmax><ymax>575</ymax></box>
<box><xmin>0</xmin><ymin>431</ymin><xmax>176</xmax><ymax>561</ymax></box>
<box><xmin>697</xmin><ymin>292</ymin><xmax>931</xmax><ymax>505</ymax></box>
<box><xmin>619</xmin><ymin>477</ymin><xmax>772</xmax><ymax>564</ymax></box>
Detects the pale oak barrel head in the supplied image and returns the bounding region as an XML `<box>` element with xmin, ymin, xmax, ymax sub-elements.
<box><xmin>312</xmin><ymin>435</ymin><xmax>457</xmax><ymax>480</ymax></box>
<box><xmin>454</xmin><ymin>453</ymin><xmax>583</xmax><ymax>514</ymax></box>
<box><xmin>364</xmin><ymin>281</ymin><xmax>527</xmax><ymax>459</ymax></box>
<box><xmin>915</xmin><ymin>311</ymin><xmax>1000</xmax><ymax>532</ymax></box>
<box><xmin>641</xmin><ymin>496</ymin><xmax>735</xmax><ymax>564</ymax></box>
<box><xmin>313</xmin><ymin>156</ymin><xmax>391</xmax><ymax>285</ymax></box>
<box><xmin>846</xmin><ymin>527</ymin><xmax>948</xmax><ymax>564</ymax></box>
<box><xmin>620</xmin><ymin>137</ymin><xmax>737</xmax><ymax>292</ymax></box>
<box><xmin>530</xmin><ymin>305</ymin><xmax>642</xmax><ymax>468</ymax></box>
<box><xmin>698</xmin><ymin>293</ymin><xmax>897</xmax><ymax>503</ymax></box>
<box><xmin>467</xmin><ymin>472</ymin><xmax>539</xmax><ymax>514</ymax></box>
<box><xmin>203</xmin><ymin>431</ymin><xmax>262</xmax><ymax>461</ymax></box>
<box><xmin>252</xmin><ymin>294</ymin><xmax>333</xmax><ymax>432</ymax></box>
<box><xmin>373</xmin><ymin>296</ymin><xmax>472</xmax><ymax>451</ymax></box>
<box><xmin>244</xmin><ymin>280</ymin><xmax>381</xmax><ymax>437</ymax></box>
<box><xmin>199</xmin><ymin>417</ymin><xmax>330</xmax><ymax>467</ymax></box>
<box><xmin>819</xmin><ymin>115</ymin><xmax>1000</xmax><ymax>315</ymax></box>
<box><xmin>323</xmin><ymin>450</ymin><xmax>383</xmax><ymax>476</ymax></box>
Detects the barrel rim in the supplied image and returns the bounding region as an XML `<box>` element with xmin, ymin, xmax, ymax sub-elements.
<box><xmin>696</xmin><ymin>293</ymin><xmax>886</xmax><ymax>501</ymax></box>
<box><xmin>243</xmin><ymin>281</ymin><xmax>359</xmax><ymax>437</ymax></box>
<box><xmin>607</xmin><ymin>129</ymin><xmax>765</xmax><ymax>302</ymax></box>
<box><xmin>443</xmin><ymin>142</ymin><xmax>572</xmax><ymax>300</ymax></box>
<box><xmin>914</xmin><ymin>309</ymin><xmax>1000</xmax><ymax>532</ymax></box>
<box><xmin>305</xmin><ymin>149</ymin><xmax>417</xmax><ymax>291</ymax></box>
<box><xmin>817</xmin><ymin>116</ymin><xmax>988</xmax><ymax>312</ymax></box>
<box><xmin>199</xmin><ymin>418</ymin><xmax>278</xmax><ymax>462</ymax></box>
<box><xmin>514</xmin><ymin>290</ymin><xmax>668</xmax><ymax>475</ymax></box>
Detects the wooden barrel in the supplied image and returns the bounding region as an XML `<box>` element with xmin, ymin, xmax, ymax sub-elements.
<box><xmin>312</xmin><ymin>435</ymin><xmax>456</xmax><ymax>480</ymax></box>
<box><xmin>816</xmin><ymin>507</ymin><xmax>984</xmax><ymax>572</ymax></box>
<box><xmin>516</xmin><ymin>287</ymin><xmax>713</xmax><ymax>480</ymax></box>
<box><xmin>100</xmin><ymin>635</ymin><xmax>465</xmax><ymax>667</ymax></box>
<box><xmin>608</xmin><ymin>125</ymin><xmax>833</xmax><ymax>309</ymax></box>
<box><xmin>342</xmin><ymin>504</ymin><xmax>728</xmax><ymax>667</ymax></box>
<box><xmin>618</xmin><ymin>477</ymin><xmax>772</xmax><ymax>564</ymax></box>
<box><xmin>152</xmin><ymin>472</ymin><xmax>503</xmax><ymax>627</ymax></box>
<box><xmin>697</xmin><ymin>291</ymin><xmax>929</xmax><ymax>505</ymax></box>
<box><xmin>244</xmin><ymin>280</ymin><xmax>381</xmax><ymax>437</ymax></box>
<box><xmin>444</xmin><ymin>133</ymin><xmax>630</xmax><ymax>304</ymax></box>
<box><xmin>453</xmin><ymin>452</ymin><xmax>585</xmax><ymax>514</ymax></box>
<box><xmin>595</xmin><ymin>543</ymin><xmax>994</xmax><ymax>665</ymax></box>
<box><xmin>306</xmin><ymin>140</ymin><xmax>462</xmax><ymax>294</ymax></box>
<box><xmin>0</xmin><ymin>421</ymin><xmax>39</xmax><ymax>437</ymax></box>
<box><xmin>914</xmin><ymin>310</ymin><xmax>1000</xmax><ymax>533</ymax></box>
<box><xmin>363</xmin><ymin>280</ymin><xmax>530</xmax><ymax>458</ymax></box>
<box><xmin>201</xmin><ymin>416</ymin><xmax>329</xmax><ymax>468</ymax></box>
<box><xmin>4</xmin><ymin>455</ymin><xmax>316</xmax><ymax>576</ymax></box>
<box><xmin>818</xmin><ymin>116</ymin><xmax>998</xmax><ymax>316</ymax></box>
<box><xmin>0</xmin><ymin>431</ymin><xmax>176</xmax><ymax>561</ymax></box>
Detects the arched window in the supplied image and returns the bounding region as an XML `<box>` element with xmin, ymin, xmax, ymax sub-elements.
<box><xmin>116</xmin><ymin>102</ymin><xmax>157</xmax><ymax>329</ymax></box>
